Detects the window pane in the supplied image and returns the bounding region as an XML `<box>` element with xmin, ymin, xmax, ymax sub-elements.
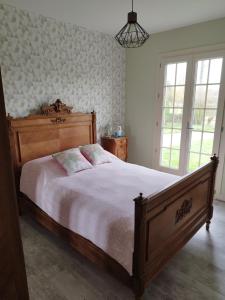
<box><xmin>164</xmin><ymin>86</ymin><xmax>174</xmax><ymax>107</ymax></box>
<box><xmin>196</xmin><ymin>60</ymin><xmax>209</xmax><ymax>84</ymax></box>
<box><xmin>174</xmin><ymin>86</ymin><xmax>185</xmax><ymax>107</ymax></box>
<box><xmin>171</xmin><ymin>129</ymin><xmax>181</xmax><ymax>149</ymax></box>
<box><xmin>190</xmin><ymin>131</ymin><xmax>202</xmax><ymax>152</ymax></box>
<box><xmin>187</xmin><ymin>58</ymin><xmax>223</xmax><ymax>173</ymax></box>
<box><xmin>188</xmin><ymin>153</ymin><xmax>200</xmax><ymax>172</ymax></box>
<box><xmin>192</xmin><ymin>109</ymin><xmax>204</xmax><ymax>130</ymax></box>
<box><xmin>161</xmin><ymin>148</ymin><xmax>170</xmax><ymax>167</ymax></box>
<box><xmin>173</xmin><ymin>109</ymin><xmax>183</xmax><ymax>129</ymax></box>
<box><xmin>204</xmin><ymin>109</ymin><xmax>217</xmax><ymax>132</ymax></box>
<box><xmin>162</xmin><ymin>108</ymin><xmax>173</xmax><ymax>128</ymax></box>
<box><xmin>162</xmin><ymin>129</ymin><xmax>172</xmax><ymax>147</ymax></box>
<box><xmin>200</xmin><ymin>154</ymin><xmax>210</xmax><ymax>166</ymax></box>
<box><xmin>193</xmin><ymin>85</ymin><xmax>207</xmax><ymax>108</ymax></box>
<box><xmin>176</xmin><ymin>62</ymin><xmax>187</xmax><ymax>85</ymax></box>
<box><xmin>160</xmin><ymin>61</ymin><xmax>189</xmax><ymax>171</ymax></box>
<box><xmin>208</xmin><ymin>58</ymin><xmax>223</xmax><ymax>84</ymax></box>
<box><xmin>206</xmin><ymin>85</ymin><xmax>220</xmax><ymax>108</ymax></box>
<box><xmin>170</xmin><ymin>149</ymin><xmax>180</xmax><ymax>169</ymax></box>
<box><xmin>202</xmin><ymin>132</ymin><xmax>214</xmax><ymax>154</ymax></box>
<box><xmin>166</xmin><ymin>64</ymin><xmax>176</xmax><ymax>85</ymax></box>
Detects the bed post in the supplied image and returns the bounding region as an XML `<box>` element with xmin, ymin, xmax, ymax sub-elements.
<box><xmin>91</xmin><ymin>110</ymin><xmax>97</xmax><ymax>144</ymax></box>
<box><xmin>133</xmin><ymin>193</ymin><xmax>146</xmax><ymax>300</ymax></box>
<box><xmin>206</xmin><ymin>154</ymin><xmax>219</xmax><ymax>231</ymax></box>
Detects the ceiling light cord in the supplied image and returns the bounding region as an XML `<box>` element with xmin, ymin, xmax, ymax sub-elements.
<box><xmin>132</xmin><ymin>0</ymin><xmax>134</xmax><ymax>12</ymax></box>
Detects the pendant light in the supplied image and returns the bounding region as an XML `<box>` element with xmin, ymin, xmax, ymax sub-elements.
<box><xmin>115</xmin><ymin>0</ymin><xmax>150</xmax><ymax>48</ymax></box>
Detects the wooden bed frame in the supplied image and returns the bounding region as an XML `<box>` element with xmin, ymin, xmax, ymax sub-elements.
<box><xmin>8</xmin><ymin>104</ymin><xmax>219</xmax><ymax>299</ymax></box>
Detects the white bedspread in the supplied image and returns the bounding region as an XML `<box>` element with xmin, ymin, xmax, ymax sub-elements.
<box><xmin>20</xmin><ymin>152</ymin><xmax>179</xmax><ymax>274</ymax></box>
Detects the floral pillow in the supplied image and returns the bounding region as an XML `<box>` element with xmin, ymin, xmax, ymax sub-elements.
<box><xmin>80</xmin><ymin>144</ymin><xmax>112</xmax><ymax>165</ymax></box>
<box><xmin>52</xmin><ymin>148</ymin><xmax>93</xmax><ymax>175</ymax></box>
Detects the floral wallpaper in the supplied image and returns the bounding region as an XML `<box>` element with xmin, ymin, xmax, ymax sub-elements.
<box><xmin>0</xmin><ymin>4</ymin><xmax>126</xmax><ymax>138</ymax></box>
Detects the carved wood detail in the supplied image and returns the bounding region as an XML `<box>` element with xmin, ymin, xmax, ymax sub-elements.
<box><xmin>41</xmin><ymin>99</ymin><xmax>73</xmax><ymax>115</ymax></box>
<box><xmin>133</xmin><ymin>158</ymin><xmax>218</xmax><ymax>298</ymax></box>
<box><xmin>175</xmin><ymin>199</ymin><xmax>193</xmax><ymax>224</ymax></box>
<box><xmin>50</xmin><ymin>117</ymin><xmax>66</xmax><ymax>124</ymax></box>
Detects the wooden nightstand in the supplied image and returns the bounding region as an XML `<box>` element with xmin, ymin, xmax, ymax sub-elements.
<box><xmin>101</xmin><ymin>136</ymin><xmax>128</xmax><ymax>161</ymax></box>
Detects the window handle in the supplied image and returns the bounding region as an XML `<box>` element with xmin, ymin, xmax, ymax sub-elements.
<box><xmin>187</xmin><ymin>122</ymin><xmax>193</xmax><ymax>130</ymax></box>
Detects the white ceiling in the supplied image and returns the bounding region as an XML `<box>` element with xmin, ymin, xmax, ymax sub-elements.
<box><xmin>1</xmin><ymin>0</ymin><xmax>225</xmax><ymax>35</ymax></box>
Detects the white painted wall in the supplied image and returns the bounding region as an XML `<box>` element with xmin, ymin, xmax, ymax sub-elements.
<box><xmin>126</xmin><ymin>17</ymin><xmax>225</xmax><ymax>199</ymax></box>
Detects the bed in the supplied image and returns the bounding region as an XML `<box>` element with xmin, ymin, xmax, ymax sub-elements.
<box><xmin>8</xmin><ymin>104</ymin><xmax>219</xmax><ymax>299</ymax></box>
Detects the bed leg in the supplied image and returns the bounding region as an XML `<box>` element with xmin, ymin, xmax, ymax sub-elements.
<box><xmin>134</xmin><ymin>279</ymin><xmax>145</xmax><ymax>300</ymax></box>
<box><xmin>206</xmin><ymin>220</ymin><xmax>210</xmax><ymax>231</ymax></box>
<box><xmin>17</xmin><ymin>194</ymin><xmax>25</xmax><ymax>217</ymax></box>
<box><xmin>135</xmin><ymin>295</ymin><xmax>143</xmax><ymax>300</ymax></box>
<box><xmin>135</xmin><ymin>290</ymin><xmax>144</xmax><ymax>300</ymax></box>
<box><xmin>206</xmin><ymin>205</ymin><xmax>213</xmax><ymax>231</ymax></box>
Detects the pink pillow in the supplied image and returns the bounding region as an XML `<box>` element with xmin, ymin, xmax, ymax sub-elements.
<box><xmin>52</xmin><ymin>148</ymin><xmax>93</xmax><ymax>175</ymax></box>
<box><xmin>80</xmin><ymin>144</ymin><xmax>112</xmax><ymax>165</ymax></box>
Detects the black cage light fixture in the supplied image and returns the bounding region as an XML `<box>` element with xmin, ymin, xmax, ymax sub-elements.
<box><xmin>115</xmin><ymin>0</ymin><xmax>150</xmax><ymax>48</ymax></box>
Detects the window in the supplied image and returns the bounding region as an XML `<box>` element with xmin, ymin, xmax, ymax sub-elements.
<box><xmin>155</xmin><ymin>49</ymin><xmax>225</xmax><ymax>177</ymax></box>
<box><xmin>188</xmin><ymin>58</ymin><xmax>223</xmax><ymax>171</ymax></box>
<box><xmin>160</xmin><ymin>62</ymin><xmax>187</xmax><ymax>170</ymax></box>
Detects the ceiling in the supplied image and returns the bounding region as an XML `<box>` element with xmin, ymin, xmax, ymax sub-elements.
<box><xmin>1</xmin><ymin>0</ymin><xmax>225</xmax><ymax>35</ymax></box>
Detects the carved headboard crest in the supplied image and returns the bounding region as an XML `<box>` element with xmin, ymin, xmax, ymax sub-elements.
<box><xmin>41</xmin><ymin>99</ymin><xmax>73</xmax><ymax>115</ymax></box>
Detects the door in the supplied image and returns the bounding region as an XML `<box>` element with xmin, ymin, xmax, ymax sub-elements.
<box><xmin>215</xmin><ymin>96</ymin><xmax>225</xmax><ymax>201</ymax></box>
<box><xmin>156</xmin><ymin>58</ymin><xmax>189</xmax><ymax>175</ymax></box>
<box><xmin>187</xmin><ymin>56</ymin><xmax>224</xmax><ymax>172</ymax></box>
<box><xmin>155</xmin><ymin>50</ymin><xmax>225</xmax><ymax>180</ymax></box>
<box><xmin>0</xmin><ymin>69</ymin><xmax>29</xmax><ymax>299</ymax></box>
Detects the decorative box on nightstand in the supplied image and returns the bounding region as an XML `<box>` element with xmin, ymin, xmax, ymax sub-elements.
<box><xmin>101</xmin><ymin>136</ymin><xmax>128</xmax><ymax>161</ymax></box>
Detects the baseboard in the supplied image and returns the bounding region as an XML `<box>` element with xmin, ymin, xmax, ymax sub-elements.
<box><xmin>215</xmin><ymin>193</ymin><xmax>225</xmax><ymax>202</ymax></box>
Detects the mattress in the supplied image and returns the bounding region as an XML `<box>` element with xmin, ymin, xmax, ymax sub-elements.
<box><xmin>20</xmin><ymin>151</ymin><xmax>180</xmax><ymax>274</ymax></box>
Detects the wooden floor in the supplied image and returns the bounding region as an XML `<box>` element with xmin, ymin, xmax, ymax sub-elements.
<box><xmin>20</xmin><ymin>200</ymin><xmax>225</xmax><ymax>300</ymax></box>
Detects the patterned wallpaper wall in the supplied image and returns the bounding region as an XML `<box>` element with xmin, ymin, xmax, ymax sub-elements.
<box><xmin>0</xmin><ymin>4</ymin><xmax>126</xmax><ymax>138</ymax></box>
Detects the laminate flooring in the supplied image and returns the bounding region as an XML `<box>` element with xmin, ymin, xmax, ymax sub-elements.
<box><xmin>20</xmin><ymin>200</ymin><xmax>225</xmax><ymax>300</ymax></box>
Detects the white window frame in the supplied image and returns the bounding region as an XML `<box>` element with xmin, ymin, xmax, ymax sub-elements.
<box><xmin>155</xmin><ymin>55</ymin><xmax>192</xmax><ymax>175</ymax></box>
<box><xmin>216</xmin><ymin>106</ymin><xmax>225</xmax><ymax>201</ymax></box>
<box><xmin>153</xmin><ymin>44</ymin><xmax>225</xmax><ymax>198</ymax></box>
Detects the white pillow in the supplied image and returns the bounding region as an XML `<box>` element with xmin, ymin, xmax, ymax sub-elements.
<box><xmin>52</xmin><ymin>148</ymin><xmax>93</xmax><ymax>175</ymax></box>
<box><xmin>80</xmin><ymin>144</ymin><xmax>112</xmax><ymax>165</ymax></box>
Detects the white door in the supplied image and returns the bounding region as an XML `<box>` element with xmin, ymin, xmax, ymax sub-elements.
<box><xmin>155</xmin><ymin>51</ymin><xmax>225</xmax><ymax>181</ymax></box>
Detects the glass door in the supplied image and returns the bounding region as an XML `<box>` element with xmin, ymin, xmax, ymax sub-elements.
<box><xmin>156</xmin><ymin>52</ymin><xmax>225</xmax><ymax>176</ymax></box>
<box><xmin>159</xmin><ymin>61</ymin><xmax>188</xmax><ymax>174</ymax></box>
<box><xmin>188</xmin><ymin>57</ymin><xmax>224</xmax><ymax>171</ymax></box>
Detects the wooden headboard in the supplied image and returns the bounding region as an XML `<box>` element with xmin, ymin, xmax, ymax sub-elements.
<box><xmin>8</xmin><ymin>109</ymin><xmax>96</xmax><ymax>190</ymax></box>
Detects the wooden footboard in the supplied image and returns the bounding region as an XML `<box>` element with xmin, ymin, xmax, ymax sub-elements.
<box><xmin>132</xmin><ymin>155</ymin><xmax>219</xmax><ymax>298</ymax></box>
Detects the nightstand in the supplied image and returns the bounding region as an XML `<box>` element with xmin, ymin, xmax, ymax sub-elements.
<box><xmin>101</xmin><ymin>136</ymin><xmax>128</xmax><ymax>161</ymax></box>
